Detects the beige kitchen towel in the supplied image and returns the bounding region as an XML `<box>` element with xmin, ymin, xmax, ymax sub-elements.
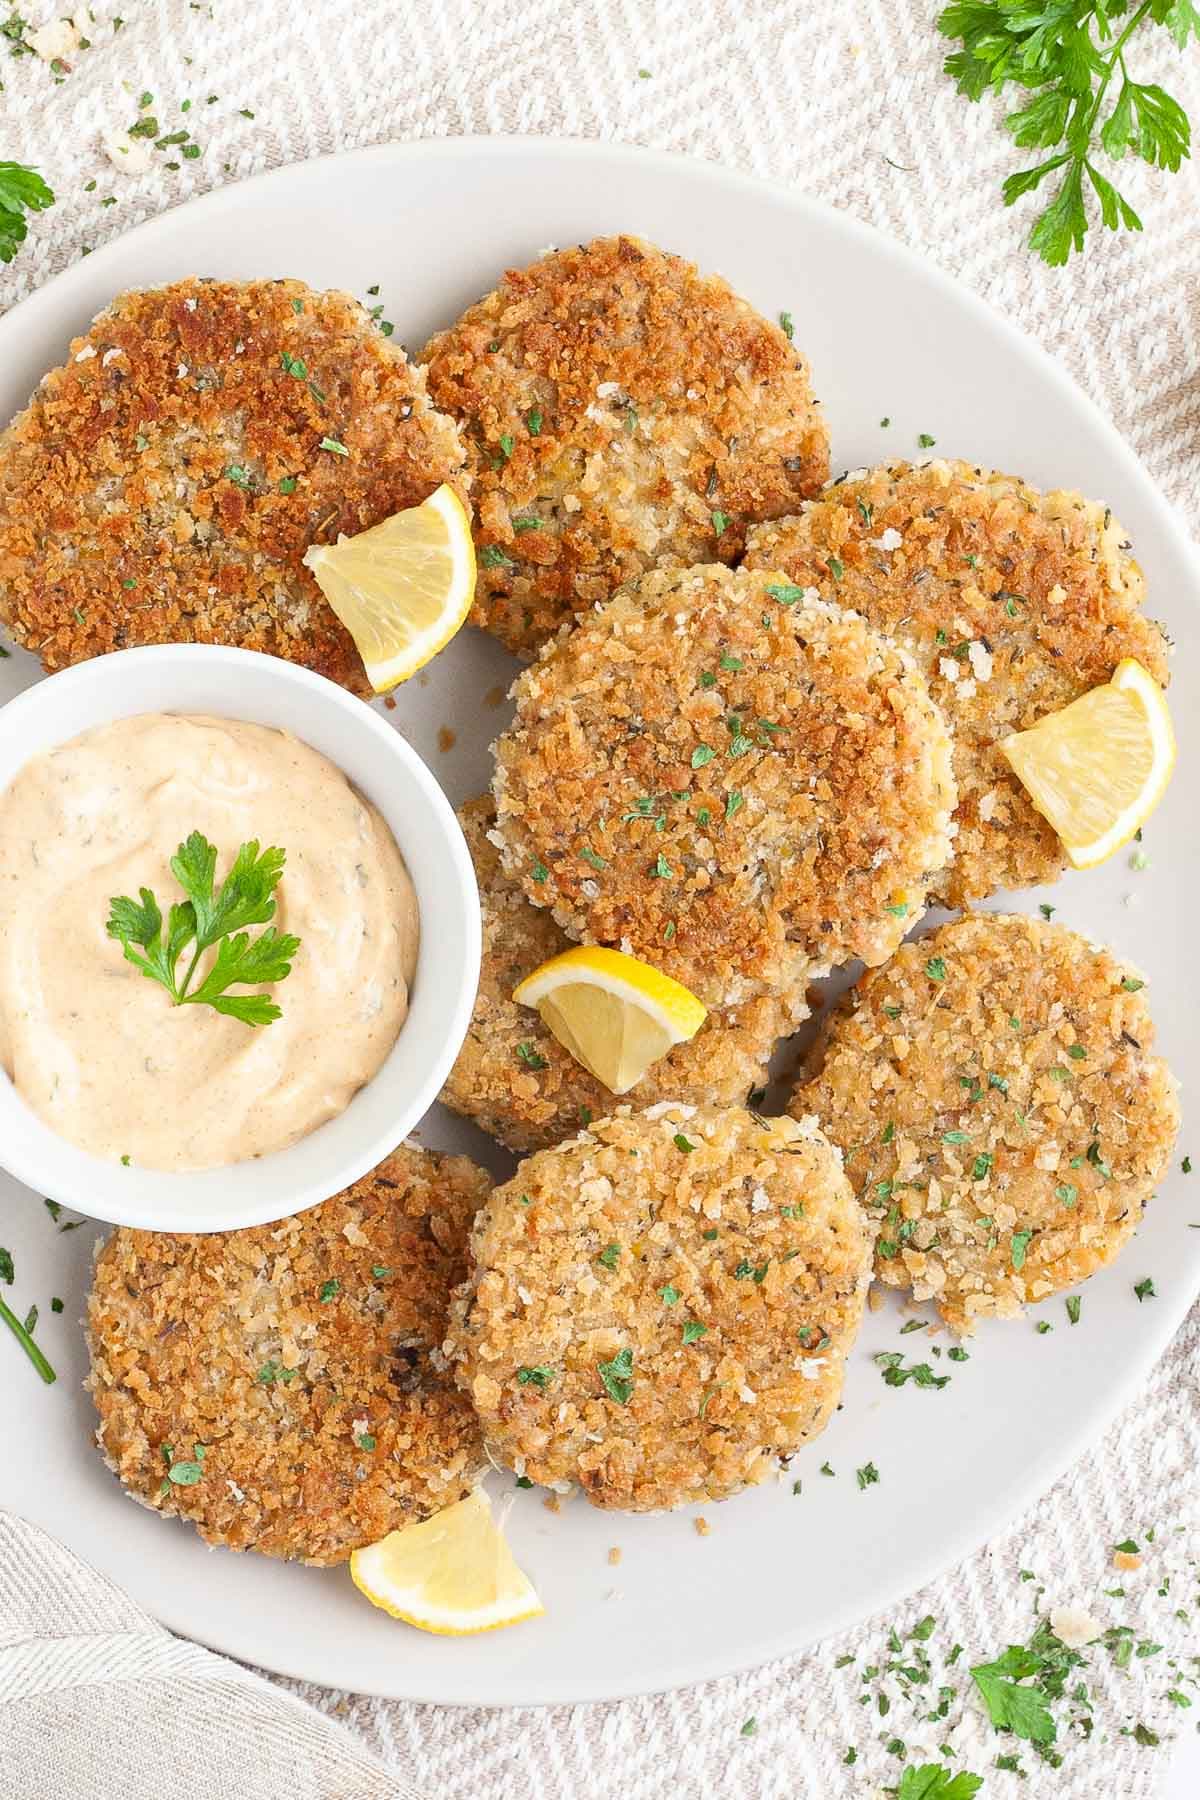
<box><xmin>0</xmin><ymin>3</ymin><xmax>1197</xmax><ymax>1798</ymax></box>
<box><xmin>0</xmin><ymin>1511</ymin><xmax>416</xmax><ymax>1799</ymax></box>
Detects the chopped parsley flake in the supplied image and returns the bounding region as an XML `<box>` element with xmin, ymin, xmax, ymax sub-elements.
<box><xmin>925</xmin><ymin>956</ymin><xmax>947</xmax><ymax>982</ymax></box>
<box><xmin>318</xmin><ymin>437</ymin><xmax>349</xmax><ymax>456</ymax></box>
<box><xmin>579</xmin><ymin>846</ymin><xmax>607</xmax><ymax>871</ymax></box>
<box><xmin>856</xmin><ymin>1461</ymin><xmax>880</xmax><ymax>1490</ymax></box>
<box><xmin>597</xmin><ymin>1242</ymin><xmax>621</xmax><ymax>1269</ymax></box>
<box><xmin>778</xmin><ymin>310</ymin><xmax>794</xmax><ymax>340</ymax></box>
<box><xmin>691</xmin><ymin>744</ymin><xmax>715</xmax><ymax>769</ymax></box>
<box><xmin>673</xmin><ymin>1133</ymin><xmax>695</xmax><ymax>1154</ymax></box>
<box><xmin>917</xmin><ymin>432</ymin><xmax>937</xmax><ymax>448</ymax></box>
<box><xmin>1133</xmin><ymin>1276</ymin><xmax>1156</xmax><ymax>1301</ymax></box>
<box><xmin>517</xmin><ymin>1365</ymin><xmax>555</xmax><ymax>1388</ymax></box>
<box><xmin>516</xmin><ymin>1041</ymin><xmax>549</xmax><ymax>1071</ymax></box>
<box><xmin>1066</xmin><ymin>1295</ymin><xmax>1081</xmax><ymax>1324</ymax></box>
<box><xmin>681</xmin><ymin>1320</ymin><xmax>708</xmax><ymax>1344</ymax></box>
<box><xmin>597</xmin><ymin>1346</ymin><xmax>634</xmax><ymax>1405</ymax></box>
<box><xmin>660</xmin><ymin>1284</ymin><xmax>680</xmax><ymax>1306</ymax></box>
<box><xmin>1010</xmin><ymin>1230</ymin><xmax>1033</xmax><ymax>1271</ymax></box>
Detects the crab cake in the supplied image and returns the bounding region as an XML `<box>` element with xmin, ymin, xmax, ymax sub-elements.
<box><xmin>795</xmin><ymin>913</ymin><xmax>1180</xmax><ymax>1334</ymax></box>
<box><xmin>0</xmin><ymin>278</ymin><xmax>467</xmax><ymax>694</ymax></box>
<box><xmin>492</xmin><ymin>564</ymin><xmax>957</xmax><ymax>1011</ymax></box>
<box><xmin>447</xmin><ymin>1105</ymin><xmax>870</xmax><ymax>1510</ymax></box>
<box><xmin>743</xmin><ymin>460</ymin><xmax>1171</xmax><ymax>905</ymax></box>
<box><xmin>86</xmin><ymin>1146</ymin><xmax>489</xmax><ymax>1565</ymax></box>
<box><xmin>419</xmin><ymin>235</ymin><xmax>829</xmax><ymax>656</ymax></box>
<box><xmin>441</xmin><ymin>796</ymin><xmax>788</xmax><ymax>1151</ymax></box>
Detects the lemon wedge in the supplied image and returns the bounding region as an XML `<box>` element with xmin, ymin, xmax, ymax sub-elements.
<box><xmin>1001</xmin><ymin>658</ymin><xmax>1175</xmax><ymax>869</ymax></box>
<box><xmin>349</xmin><ymin>1489</ymin><xmax>543</xmax><ymax>1636</ymax></box>
<box><xmin>512</xmin><ymin>945</ymin><xmax>707</xmax><ymax>1094</ymax></box>
<box><xmin>302</xmin><ymin>483</ymin><xmax>475</xmax><ymax>692</ymax></box>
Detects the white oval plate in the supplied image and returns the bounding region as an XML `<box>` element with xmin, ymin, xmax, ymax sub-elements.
<box><xmin>0</xmin><ymin>138</ymin><xmax>1195</xmax><ymax>1708</ymax></box>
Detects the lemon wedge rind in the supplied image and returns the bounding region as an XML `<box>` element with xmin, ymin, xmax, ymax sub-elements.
<box><xmin>512</xmin><ymin>945</ymin><xmax>708</xmax><ymax>1095</ymax></box>
<box><xmin>349</xmin><ymin>1489</ymin><xmax>543</xmax><ymax>1637</ymax></box>
<box><xmin>1000</xmin><ymin>658</ymin><xmax>1175</xmax><ymax>871</ymax></box>
<box><xmin>302</xmin><ymin>482</ymin><xmax>476</xmax><ymax>693</ymax></box>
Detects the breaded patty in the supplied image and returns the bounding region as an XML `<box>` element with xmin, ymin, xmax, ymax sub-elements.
<box><xmin>86</xmin><ymin>1146</ymin><xmax>490</xmax><ymax>1565</ymax></box>
<box><xmin>492</xmin><ymin>564</ymin><xmax>957</xmax><ymax>1011</ymax></box>
<box><xmin>794</xmin><ymin>913</ymin><xmax>1180</xmax><ymax>1333</ymax></box>
<box><xmin>446</xmin><ymin>1105</ymin><xmax>870</xmax><ymax>1510</ymax></box>
<box><xmin>0</xmin><ymin>278</ymin><xmax>467</xmax><ymax>694</ymax></box>
<box><xmin>419</xmin><ymin>235</ymin><xmax>829</xmax><ymax>656</ymax></box>
<box><xmin>441</xmin><ymin>796</ymin><xmax>788</xmax><ymax>1151</ymax></box>
<box><xmin>743</xmin><ymin>460</ymin><xmax>1171</xmax><ymax>905</ymax></box>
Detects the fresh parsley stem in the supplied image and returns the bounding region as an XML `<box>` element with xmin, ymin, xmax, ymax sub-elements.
<box><xmin>0</xmin><ymin>1293</ymin><xmax>56</xmax><ymax>1384</ymax></box>
<box><xmin>1081</xmin><ymin>1</ymin><xmax>1154</xmax><ymax>145</ymax></box>
<box><xmin>177</xmin><ymin>941</ymin><xmax>204</xmax><ymax>1002</ymax></box>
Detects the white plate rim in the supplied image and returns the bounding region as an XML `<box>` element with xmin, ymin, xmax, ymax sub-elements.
<box><xmin>0</xmin><ymin>133</ymin><xmax>1193</xmax><ymax>1706</ymax></box>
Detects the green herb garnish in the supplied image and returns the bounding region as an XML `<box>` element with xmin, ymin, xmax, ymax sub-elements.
<box><xmin>0</xmin><ymin>162</ymin><xmax>54</xmax><ymax>265</ymax></box>
<box><xmin>106</xmin><ymin>832</ymin><xmax>299</xmax><ymax>1026</ymax></box>
<box><xmin>597</xmin><ymin>1346</ymin><xmax>634</xmax><ymax>1404</ymax></box>
<box><xmin>0</xmin><ymin>1282</ymin><xmax>55</xmax><ymax>1383</ymax></box>
<box><xmin>517</xmin><ymin>1365</ymin><xmax>555</xmax><ymax>1389</ymax></box>
<box><xmin>938</xmin><ymin>0</ymin><xmax>1198</xmax><ymax>265</ymax></box>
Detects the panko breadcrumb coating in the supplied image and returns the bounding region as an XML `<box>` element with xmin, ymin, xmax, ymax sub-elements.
<box><xmin>419</xmin><ymin>235</ymin><xmax>829</xmax><ymax>656</ymax></box>
<box><xmin>86</xmin><ymin>1146</ymin><xmax>490</xmax><ymax>1565</ymax></box>
<box><xmin>440</xmin><ymin>796</ymin><xmax>788</xmax><ymax>1151</ymax></box>
<box><xmin>795</xmin><ymin>913</ymin><xmax>1180</xmax><ymax>1332</ymax></box>
<box><xmin>492</xmin><ymin>564</ymin><xmax>957</xmax><ymax>1010</ymax></box>
<box><xmin>446</xmin><ymin>1105</ymin><xmax>871</xmax><ymax>1510</ymax></box>
<box><xmin>743</xmin><ymin>460</ymin><xmax>1171</xmax><ymax>905</ymax></box>
<box><xmin>0</xmin><ymin>278</ymin><xmax>467</xmax><ymax>694</ymax></box>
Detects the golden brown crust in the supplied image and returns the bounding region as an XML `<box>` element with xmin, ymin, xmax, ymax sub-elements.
<box><xmin>86</xmin><ymin>1146</ymin><xmax>490</xmax><ymax>1564</ymax></box>
<box><xmin>0</xmin><ymin>278</ymin><xmax>468</xmax><ymax>695</ymax></box>
<box><xmin>446</xmin><ymin>1105</ymin><xmax>870</xmax><ymax>1511</ymax></box>
<box><xmin>794</xmin><ymin>912</ymin><xmax>1180</xmax><ymax>1332</ymax></box>
<box><xmin>743</xmin><ymin>459</ymin><xmax>1171</xmax><ymax>905</ymax></box>
<box><xmin>440</xmin><ymin>796</ymin><xmax>788</xmax><ymax>1150</ymax></box>
<box><xmin>419</xmin><ymin>235</ymin><xmax>829</xmax><ymax>656</ymax></box>
<box><xmin>491</xmin><ymin>564</ymin><xmax>957</xmax><ymax>1009</ymax></box>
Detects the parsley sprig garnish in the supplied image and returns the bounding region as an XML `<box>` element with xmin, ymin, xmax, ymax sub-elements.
<box><xmin>106</xmin><ymin>831</ymin><xmax>299</xmax><ymax>1025</ymax></box>
<box><xmin>0</xmin><ymin>161</ymin><xmax>54</xmax><ymax>264</ymax></box>
<box><xmin>938</xmin><ymin>1</ymin><xmax>1198</xmax><ymax>264</ymax></box>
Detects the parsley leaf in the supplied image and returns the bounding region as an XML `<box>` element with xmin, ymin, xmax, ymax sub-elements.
<box><xmin>0</xmin><ymin>162</ymin><xmax>54</xmax><ymax>264</ymax></box>
<box><xmin>970</xmin><ymin>1644</ymin><xmax>1057</xmax><ymax>1744</ymax></box>
<box><xmin>897</xmin><ymin>1765</ymin><xmax>983</xmax><ymax>1800</ymax></box>
<box><xmin>106</xmin><ymin>833</ymin><xmax>298</xmax><ymax>1026</ymax></box>
<box><xmin>597</xmin><ymin>1346</ymin><xmax>634</xmax><ymax>1405</ymax></box>
<box><xmin>938</xmin><ymin>0</ymin><xmax>1197</xmax><ymax>265</ymax></box>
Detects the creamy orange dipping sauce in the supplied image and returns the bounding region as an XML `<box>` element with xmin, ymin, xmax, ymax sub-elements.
<box><xmin>0</xmin><ymin>714</ymin><xmax>418</xmax><ymax>1171</ymax></box>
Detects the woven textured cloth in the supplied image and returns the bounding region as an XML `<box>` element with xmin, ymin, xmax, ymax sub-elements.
<box><xmin>0</xmin><ymin>1512</ymin><xmax>416</xmax><ymax>1799</ymax></box>
<box><xmin>0</xmin><ymin>3</ymin><xmax>1196</xmax><ymax>1797</ymax></box>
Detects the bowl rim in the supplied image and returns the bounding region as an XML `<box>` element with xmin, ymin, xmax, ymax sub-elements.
<box><xmin>0</xmin><ymin>643</ymin><xmax>481</xmax><ymax>1232</ymax></box>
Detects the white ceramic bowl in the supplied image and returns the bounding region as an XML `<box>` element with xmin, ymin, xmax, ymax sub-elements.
<box><xmin>0</xmin><ymin>645</ymin><xmax>481</xmax><ymax>1232</ymax></box>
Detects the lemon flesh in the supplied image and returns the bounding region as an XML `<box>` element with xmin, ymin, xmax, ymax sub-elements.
<box><xmin>512</xmin><ymin>945</ymin><xmax>707</xmax><ymax>1094</ymax></box>
<box><xmin>302</xmin><ymin>483</ymin><xmax>476</xmax><ymax>692</ymax></box>
<box><xmin>1001</xmin><ymin>658</ymin><xmax>1175</xmax><ymax>869</ymax></box>
<box><xmin>349</xmin><ymin>1489</ymin><xmax>543</xmax><ymax>1636</ymax></box>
